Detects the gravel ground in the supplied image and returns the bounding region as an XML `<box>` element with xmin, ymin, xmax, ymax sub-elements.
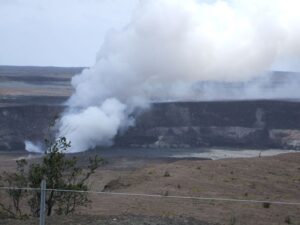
<box><xmin>0</xmin><ymin>215</ymin><xmax>217</xmax><ymax>225</ymax></box>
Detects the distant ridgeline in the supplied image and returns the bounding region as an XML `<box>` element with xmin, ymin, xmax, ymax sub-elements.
<box><xmin>0</xmin><ymin>66</ymin><xmax>300</xmax><ymax>151</ymax></box>
<box><xmin>0</xmin><ymin>65</ymin><xmax>85</xmax><ymax>102</ymax></box>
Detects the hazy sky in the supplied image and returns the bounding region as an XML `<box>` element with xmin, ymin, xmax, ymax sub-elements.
<box><xmin>0</xmin><ymin>0</ymin><xmax>299</xmax><ymax>71</ymax></box>
<box><xmin>0</xmin><ymin>0</ymin><xmax>138</xmax><ymax>67</ymax></box>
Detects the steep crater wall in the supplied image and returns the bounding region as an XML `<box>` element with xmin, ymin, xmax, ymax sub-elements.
<box><xmin>1</xmin><ymin>100</ymin><xmax>300</xmax><ymax>151</ymax></box>
<box><xmin>0</xmin><ymin>105</ymin><xmax>64</xmax><ymax>150</ymax></box>
<box><xmin>114</xmin><ymin>100</ymin><xmax>300</xmax><ymax>149</ymax></box>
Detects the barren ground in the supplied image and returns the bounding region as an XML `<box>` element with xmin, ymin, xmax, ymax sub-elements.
<box><xmin>0</xmin><ymin>152</ymin><xmax>299</xmax><ymax>225</ymax></box>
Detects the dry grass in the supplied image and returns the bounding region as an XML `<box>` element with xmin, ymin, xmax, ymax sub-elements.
<box><xmin>0</xmin><ymin>152</ymin><xmax>300</xmax><ymax>225</ymax></box>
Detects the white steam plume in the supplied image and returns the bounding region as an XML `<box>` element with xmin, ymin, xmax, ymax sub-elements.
<box><xmin>58</xmin><ymin>0</ymin><xmax>300</xmax><ymax>152</ymax></box>
<box><xmin>24</xmin><ymin>140</ymin><xmax>43</xmax><ymax>153</ymax></box>
<box><xmin>58</xmin><ymin>98</ymin><xmax>133</xmax><ymax>152</ymax></box>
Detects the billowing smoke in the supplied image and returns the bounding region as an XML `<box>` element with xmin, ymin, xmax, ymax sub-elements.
<box><xmin>58</xmin><ymin>98</ymin><xmax>133</xmax><ymax>152</ymax></box>
<box><xmin>58</xmin><ymin>0</ymin><xmax>300</xmax><ymax>152</ymax></box>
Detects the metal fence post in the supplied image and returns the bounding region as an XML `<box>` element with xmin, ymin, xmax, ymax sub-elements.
<box><xmin>40</xmin><ymin>179</ymin><xmax>46</xmax><ymax>225</ymax></box>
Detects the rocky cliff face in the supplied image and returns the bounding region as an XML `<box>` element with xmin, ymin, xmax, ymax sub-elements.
<box><xmin>0</xmin><ymin>104</ymin><xmax>64</xmax><ymax>151</ymax></box>
<box><xmin>1</xmin><ymin>100</ymin><xmax>300</xmax><ymax>151</ymax></box>
<box><xmin>114</xmin><ymin>100</ymin><xmax>300</xmax><ymax>150</ymax></box>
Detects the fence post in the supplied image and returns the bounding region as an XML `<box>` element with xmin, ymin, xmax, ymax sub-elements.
<box><xmin>40</xmin><ymin>179</ymin><xmax>46</xmax><ymax>225</ymax></box>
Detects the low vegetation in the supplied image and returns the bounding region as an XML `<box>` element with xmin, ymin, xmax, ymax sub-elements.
<box><xmin>0</xmin><ymin>137</ymin><xmax>103</xmax><ymax>219</ymax></box>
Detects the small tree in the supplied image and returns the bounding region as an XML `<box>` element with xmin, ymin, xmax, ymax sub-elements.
<box><xmin>29</xmin><ymin>137</ymin><xmax>103</xmax><ymax>216</ymax></box>
<box><xmin>0</xmin><ymin>137</ymin><xmax>103</xmax><ymax>218</ymax></box>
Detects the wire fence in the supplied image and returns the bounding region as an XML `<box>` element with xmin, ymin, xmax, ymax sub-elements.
<box><xmin>0</xmin><ymin>186</ymin><xmax>300</xmax><ymax>206</ymax></box>
<box><xmin>0</xmin><ymin>184</ymin><xmax>300</xmax><ymax>225</ymax></box>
